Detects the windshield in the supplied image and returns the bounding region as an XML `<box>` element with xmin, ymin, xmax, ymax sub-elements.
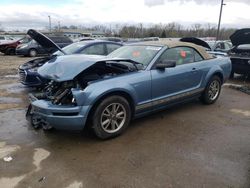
<box><xmin>19</xmin><ymin>37</ymin><xmax>32</xmax><ymax>44</ymax></box>
<box><xmin>53</xmin><ymin>41</ymin><xmax>87</xmax><ymax>56</ymax></box>
<box><xmin>107</xmin><ymin>45</ymin><xmax>162</xmax><ymax>66</ymax></box>
<box><xmin>206</xmin><ymin>41</ymin><xmax>216</xmax><ymax>49</ymax></box>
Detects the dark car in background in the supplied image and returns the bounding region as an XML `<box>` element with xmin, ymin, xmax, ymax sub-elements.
<box><xmin>206</xmin><ymin>40</ymin><xmax>232</xmax><ymax>54</ymax></box>
<box><xmin>16</xmin><ymin>35</ymin><xmax>73</xmax><ymax>57</ymax></box>
<box><xmin>0</xmin><ymin>37</ymin><xmax>31</xmax><ymax>55</ymax></box>
<box><xmin>180</xmin><ymin>37</ymin><xmax>231</xmax><ymax>57</ymax></box>
<box><xmin>229</xmin><ymin>28</ymin><xmax>250</xmax><ymax>77</ymax></box>
<box><xmin>19</xmin><ymin>29</ymin><xmax>122</xmax><ymax>87</ymax></box>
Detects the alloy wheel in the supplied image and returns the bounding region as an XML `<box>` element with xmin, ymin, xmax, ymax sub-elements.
<box><xmin>100</xmin><ymin>103</ymin><xmax>126</xmax><ymax>133</ymax></box>
<box><xmin>208</xmin><ymin>80</ymin><xmax>220</xmax><ymax>101</ymax></box>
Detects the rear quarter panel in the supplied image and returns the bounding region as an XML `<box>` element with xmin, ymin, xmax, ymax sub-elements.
<box><xmin>200</xmin><ymin>56</ymin><xmax>231</xmax><ymax>87</ymax></box>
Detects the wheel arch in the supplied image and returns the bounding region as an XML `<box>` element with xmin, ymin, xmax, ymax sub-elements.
<box><xmin>28</xmin><ymin>48</ymin><xmax>38</xmax><ymax>56</ymax></box>
<box><xmin>212</xmin><ymin>72</ymin><xmax>224</xmax><ymax>83</ymax></box>
<box><xmin>85</xmin><ymin>90</ymin><xmax>136</xmax><ymax>127</ymax></box>
<box><xmin>204</xmin><ymin>68</ymin><xmax>224</xmax><ymax>88</ymax></box>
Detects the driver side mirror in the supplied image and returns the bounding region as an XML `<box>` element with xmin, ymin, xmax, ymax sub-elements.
<box><xmin>155</xmin><ymin>60</ymin><xmax>176</xmax><ymax>70</ymax></box>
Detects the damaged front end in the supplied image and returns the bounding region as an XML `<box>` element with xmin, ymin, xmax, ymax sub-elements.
<box><xmin>26</xmin><ymin>57</ymin><xmax>140</xmax><ymax>130</ymax></box>
<box><xmin>18</xmin><ymin>56</ymin><xmax>54</xmax><ymax>87</ymax></box>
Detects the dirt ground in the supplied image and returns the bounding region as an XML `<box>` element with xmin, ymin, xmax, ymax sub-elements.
<box><xmin>0</xmin><ymin>54</ymin><xmax>250</xmax><ymax>188</ymax></box>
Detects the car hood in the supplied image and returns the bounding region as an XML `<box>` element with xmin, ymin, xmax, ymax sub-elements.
<box><xmin>0</xmin><ymin>40</ymin><xmax>19</xmax><ymax>47</ymax></box>
<box><xmin>38</xmin><ymin>54</ymin><xmax>104</xmax><ymax>82</ymax></box>
<box><xmin>230</xmin><ymin>28</ymin><xmax>250</xmax><ymax>46</ymax></box>
<box><xmin>27</xmin><ymin>29</ymin><xmax>66</xmax><ymax>54</ymax></box>
<box><xmin>180</xmin><ymin>37</ymin><xmax>211</xmax><ymax>50</ymax></box>
<box><xmin>0</xmin><ymin>40</ymin><xmax>15</xmax><ymax>45</ymax></box>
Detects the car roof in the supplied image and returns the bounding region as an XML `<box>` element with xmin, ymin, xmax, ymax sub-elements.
<box><xmin>78</xmin><ymin>40</ymin><xmax>122</xmax><ymax>45</ymax></box>
<box><xmin>128</xmin><ymin>40</ymin><xmax>213</xmax><ymax>60</ymax></box>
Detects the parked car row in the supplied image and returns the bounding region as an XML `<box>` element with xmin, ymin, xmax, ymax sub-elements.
<box><xmin>20</xmin><ymin>29</ymin><xmax>231</xmax><ymax>139</ymax></box>
<box><xmin>0</xmin><ymin>35</ymin><xmax>14</xmax><ymax>44</ymax></box>
<box><xmin>0</xmin><ymin>37</ymin><xmax>32</xmax><ymax>55</ymax></box>
<box><xmin>18</xmin><ymin>29</ymin><xmax>123</xmax><ymax>87</ymax></box>
<box><xmin>228</xmin><ymin>28</ymin><xmax>250</xmax><ymax>78</ymax></box>
<box><xmin>180</xmin><ymin>29</ymin><xmax>250</xmax><ymax>77</ymax></box>
<box><xmin>16</xmin><ymin>35</ymin><xmax>73</xmax><ymax>57</ymax></box>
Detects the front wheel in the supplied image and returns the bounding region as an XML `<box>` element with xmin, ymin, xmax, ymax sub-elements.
<box><xmin>29</xmin><ymin>49</ymin><xmax>37</xmax><ymax>57</ymax></box>
<box><xmin>92</xmin><ymin>96</ymin><xmax>131</xmax><ymax>139</ymax></box>
<box><xmin>201</xmin><ymin>76</ymin><xmax>222</xmax><ymax>104</ymax></box>
<box><xmin>5</xmin><ymin>48</ymin><xmax>15</xmax><ymax>55</ymax></box>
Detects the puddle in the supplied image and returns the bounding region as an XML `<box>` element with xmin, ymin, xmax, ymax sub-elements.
<box><xmin>0</xmin><ymin>175</ymin><xmax>26</xmax><ymax>188</ymax></box>
<box><xmin>33</xmin><ymin>148</ymin><xmax>50</xmax><ymax>172</ymax></box>
<box><xmin>66</xmin><ymin>181</ymin><xmax>83</xmax><ymax>188</ymax></box>
<box><xmin>231</xmin><ymin>109</ymin><xmax>250</xmax><ymax>117</ymax></box>
<box><xmin>0</xmin><ymin>147</ymin><xmax>50</xmax><ymax>188</ymax></box>
<box><xmin>0</xmin><ymin>97</ymin><xmax>22</xmax><ymax>104</ymax></box>
<box><xmin>0</xmin><ymin>83</ymin><xmax>28</xmax><ymax>94</ymax></box>
<box><xmin>4</xmin><ymin>75</ymin><xmax>19</xmax><ymax>79</ymax></box>
<box><xmin>0</xmin><ymin>142</ymin><xmax>20</xmax><ymax>159</ymax></box>
<box><xmin>0</xmin><ymin>104</ymin><xmax>24</xmax><ymax>110</ymax></box>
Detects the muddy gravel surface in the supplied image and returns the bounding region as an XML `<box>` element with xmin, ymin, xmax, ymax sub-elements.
<box><xmin>0</xmin><ymin>54</ymin><xmax>250</xmax><ymax>188</ymax></box>
<box><xmin>0</xmin><ymin>53</ymin><xmax>35</xmax><ymax>78</ymax></box>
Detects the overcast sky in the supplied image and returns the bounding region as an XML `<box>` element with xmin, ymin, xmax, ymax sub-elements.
<box><xmin>0</xmin><ymin>0</ymin><xmax>250</xmax><ymax>31</ymax></box>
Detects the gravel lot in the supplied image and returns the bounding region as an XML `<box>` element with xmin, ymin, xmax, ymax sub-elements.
<box><xmin>0</xmin><ymin>54</ymin><xmax>250</xmax><ymax>188</ymax></box>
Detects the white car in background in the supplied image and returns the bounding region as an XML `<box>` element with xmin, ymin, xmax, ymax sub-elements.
<box><xmin>0</xmin><ymin>36</ymin><xmax>14</xmax><ymax>45</ymax></box>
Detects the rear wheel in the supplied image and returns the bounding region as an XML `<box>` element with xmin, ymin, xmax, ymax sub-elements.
<box><xmin>201</xmin><ymin>76</ymin><xmax>222</xmax><ymax>104</ymax></box>
<box><xmin>92</xmin><ymin>95</ymin><xmax>131</xmax><ymax>139</ymax></box>
<box><xmin>29</xmin><ymin>49</ymin><xmax>37</xmax><ymax>57</ymax></box>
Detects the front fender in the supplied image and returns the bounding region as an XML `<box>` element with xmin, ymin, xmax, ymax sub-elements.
<box><xmin>72</xmin><ymin>82</ymin><xmax>137</xmax><ymax>107</ymax></box>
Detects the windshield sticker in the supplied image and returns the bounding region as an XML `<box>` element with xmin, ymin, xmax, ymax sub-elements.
<box><xmin>180</xmin><ymin>50</ymin><xmax>187</xmax><ymax>58</ymax></box>
<box><xmin>146</xmin><ymin>47</ymin><xmax>161</xmax><ymax>51</ymax></box>
<box><xmin>132</xmin><ymin>51</ymin><xmax>141</xmax><ymax>57</ymax></box>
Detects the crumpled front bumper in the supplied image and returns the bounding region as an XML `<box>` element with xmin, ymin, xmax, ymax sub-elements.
<box><xmin>27</xmin><ymin>98</ymin><xmax>91</xmax><ymax>130</ymax></box>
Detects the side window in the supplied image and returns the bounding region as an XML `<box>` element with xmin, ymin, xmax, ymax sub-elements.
<box><xmin>106</xmin><ymin>44</ymin><xmax>121</xmax><ymax>54</ymax></box>
<box><xmin>224</xmin><ymin>42</ymin><xmax>231</xmax><ymax>50</ymax></box>
<box><xmin>216</xmin><ymin>42</ymin><xmax>225</xmax><ymax>50</ymax></box>
<box><xmin>81</xmin><ymin>44</ymin><xmax>105</xmax><ymax>55</ymax></box>
<box><xmin>194</xmin><ymin>50</ymin><xmax>203</xmax><ymax>62</ymax></box>
<box><xmin>157</xmin><ymin>47</ymin><xmax>195</xmax><ymax>66</ymax></box>
<box><xmin>0</xmin><ymin>36</ymin><xmax>5</xmax><ymax>40</ymax></box>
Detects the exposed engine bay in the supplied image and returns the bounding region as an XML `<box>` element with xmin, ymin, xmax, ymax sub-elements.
<box><xmin>30</xmin><ymin>61</ymin><xmax>141</xmax><ymax>105</ymax></box>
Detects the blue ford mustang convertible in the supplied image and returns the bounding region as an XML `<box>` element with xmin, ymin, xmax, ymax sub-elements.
<box><xmin>27</xmin><ymin>40</ymin><xmax>232</xmax><ymax>139</ymax></box>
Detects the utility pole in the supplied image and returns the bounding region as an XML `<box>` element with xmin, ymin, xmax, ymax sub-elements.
<box><xmin>58</xmin><ymin>21</ymin><xmax>61</xmax><ymax>32</ymax></box>
<box><xmin>216</xmin><ymin>0</ymin><xmax>226</xmax><ymax>41</ymax></box>
<box><xmin>48</xmin><ymin>15</ymin><xmax>51</xmax><ymax>33</ymax></box>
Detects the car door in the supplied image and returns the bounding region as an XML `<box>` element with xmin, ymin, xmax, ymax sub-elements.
<box><xmin>151</xmin><ymin>47</ymin><xmax>204</xmax><ymax>107</ymax></box>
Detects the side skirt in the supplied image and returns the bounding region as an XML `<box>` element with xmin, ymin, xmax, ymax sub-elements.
<box><xmin>134</xmin><ymin>91</ymin><xmax>203</xmax><ymax>119</ymax></box>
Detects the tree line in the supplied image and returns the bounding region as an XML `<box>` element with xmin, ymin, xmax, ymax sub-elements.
<box><xmin>57</xmin><ymin>23</ymin><xmax>236</xmax><ymax>40</ymax></box>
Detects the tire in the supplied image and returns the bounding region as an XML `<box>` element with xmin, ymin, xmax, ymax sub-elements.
<box><xmin>5</xmin><ymin>48</ymin><xmax>15</xmax><ymax>55</ymax></box>
<box><xmin>201</xmin><ymin>76</ymin><xmax>222</xmax><ymax>105</ymax></box>
<box><xmin>92</xmin><ymin>95</ymin><xmax>131</xmax><ymax>139</ymax></box>
<box><xmin>29</xmin><ymin>49</ymin><xmax>38</xmax><ymax>57</ymax></box>
<box><xmin>230</xmin><ymin>70</ymin><xmax>234</xmax><ymax>79</ymax></box>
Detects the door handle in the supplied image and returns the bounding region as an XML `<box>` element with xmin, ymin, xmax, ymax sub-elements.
<box><xmin>192</xmin><ymin>68</ymin><xmax>197</xmax><ymax>71</ymax></box>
